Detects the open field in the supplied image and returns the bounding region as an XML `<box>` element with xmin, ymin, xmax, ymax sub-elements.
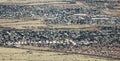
<box><xmin>0</xmin><ymin>1</ymin><xmax>84</xmax><ymax>9</ymax></box>
<box><xmin>0</xmin><ymin>19</ymin><xmax>93</xmax><ymax>30</ymax></box>
<box><xmin>103</xmin><ymin>10</ymin><xmax>120</xmax><ymax>16</ymax></box>
<box><xmin>0</xmin><ymin>0</ymin><xmax>57</xmax><ymax>4</ymax></box>
<box><xmin>0</xmin><ymin>0</ymin><xmax>84</xmax><ymax>6</ymax></box>
<box><xmin>0</xmin><ymin>19</ymin><xmax>117</xmax><ymax>31</ymax></box>
<box><xmin>0</xmin><ymin>47</ymin><xmax>120</xmax><ymax>61</ymax></box>
<box><xmin>0</xmin><ymin>19</ymin><xmax>47</xmax><ymax>29</ymax></box>
<box><xmin>0</xmin><ymin>18</ymin><xmax>117</xmax><ymax>31</ymax></box>
<box><xmin>103</xmin><ymin>4</ymin><xmax>120</xmax><ymax>16</ymax></box>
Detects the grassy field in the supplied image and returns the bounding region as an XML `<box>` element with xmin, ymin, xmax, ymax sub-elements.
<box><xmin>0</xmin><ymin>47</ymin><xmax>120</xmax><ymax>61</ymax></box>
<box><xmin>0</xmin><ymin>19</ymin><xmax>93</xmax><ymax>30</ymax></box>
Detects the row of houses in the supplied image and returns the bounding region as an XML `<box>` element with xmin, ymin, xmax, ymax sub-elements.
<box><xmin>44</xmin><ymin>14</ymin><xmax>119</xmax><ymax>25</ymax></box>
<box><xmin>1</xmin><ymin>2</ymin><xmax>119</xmax><ymax>26</ymax></box>
<box><xmin>0</xmin><ymin>26</ymin><xmax>119</xmax><ymax>48</ymax></box>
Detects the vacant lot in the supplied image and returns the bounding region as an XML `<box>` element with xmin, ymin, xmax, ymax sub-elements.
<box><xmin>0</xmin><ymin>47</ymin><xmax>119</xmax><ymax>61</ymax></box>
